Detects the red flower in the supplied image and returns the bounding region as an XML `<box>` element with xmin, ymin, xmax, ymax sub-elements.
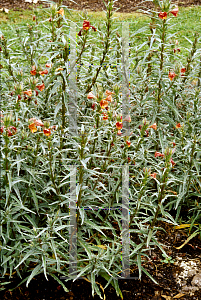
<box><xmin>91</xmin><ymin>103</ymin><xmax>96</xmax><ymax>110</ymax></box>
<box><xmin>35</xmin><ymin>90</ymin><xmax>39</xmax><ymax>96</ymax></box>
<box><xmin>30</xmin><ymin>66</ymin><xmax>37</xmax><ymax>76</ymax></box>
<box><xmin>176</xmin><ymin>123</ymin><xmax>181</xmax><ymax>129</ymax></box>
<box><xmin>150</xmin><ymin>173</ymin><xmax>157</xmax><ymax>179</ymax></box>
<box><xmin>83</xmin><ymin>20</ymin><xmax>91</xmax><ymax>30</ymax></box>
<box><xmin>39</xmin><ymin>69</ymin><xmax>48</xmax><ymax>76</ymax></box>
<box><xmin>126</xmin><ymin>140</ymin><xmax>131</xmax><ymax>147</ymax></box>
<box><xmin>158</xmin><ymin>12</ymin><xmax>167</xmax><ymax>19</ymax></box>
<box><xmin>18</xmin><ymin>94</ymin><xmax>21</xmax><ymax>101</ymax></box>
<box><xmin>33</xmin><ymin>15</ymin><xmax>36</xmax><ymax>21</ymax></box>
<box><xmin>7</xmin><ymin>126</ymin><xmax>17</xmax><ymax>136</ymax></box>
<box><xmin>36</xmin><ymin>83</ymin><xmax>45</xmax><ymax>91</ymax></box>
<box><xmin>170</xmin><ymin>7</ymin><xmax>179</xmax><ymax>17</ymax></box>
<box><xmin>181</xmin><ymin>68</ymin><xmax>186</xmax><ymax>74</ymax></box>
<box><xmin>43</xmin><ymin>128</ymin><xmax>51</xmax><ymax>136</ymax></box>
<box><xmin>168</xmin><ymin>71</ymin><xmax>176</xmax><ymax>81</ymax></box>
<box><xmin>82</xmin><ymin>20</ymin><xmax>97</xmax><ymax>32</ymax></box>
<box><xmin>7</xmin><ymin>129</ymin><xmax>12</xmax><ymax>136</ymax></box>
<box><xmin>155</xmin><ymin>151</ymin><xmax>165</xmax><ymax>158</ymax></box>
<box><xmin>103</xmin><ymin>113</ymin><xmax>108</xmax><ymax>120</ymax></box>
<box><xmin>0</xmin><ymin>126</ymin><xmax>4</xmax><ymax>133</ymax></box>
<box><xmin>46</xmin><ymin>63</ymin><xmax>52</xmax><ymax>68</ymax></box>
<box><xmin>170</xmin><ymin>158</ymin><xmax>176</xmax><ymax>166</ymax></box>
<box><xmin>116</xmin><ymin>122</ymin><xmax>122</xmax><ymax>130</ymax></box>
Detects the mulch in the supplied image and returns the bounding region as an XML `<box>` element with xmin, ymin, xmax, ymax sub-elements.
<box><xmin>0</xmin><ymin>0</ymin><xmax>201</xmax><ymax>14</ymax></box>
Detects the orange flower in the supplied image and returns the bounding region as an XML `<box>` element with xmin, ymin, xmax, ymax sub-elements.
<box><xmin>23</xmin><ymin>89</ymin><xmax>32</xmax><ymax>97</ymax></box>
<box><xmin>100</xmin><ymin>99</ymin><xmax>108</xmax><ymax>109</ymax></box>
<box><xmin>150</xmin><ymin>173</ymin><xmax>157</xmax><ymax>179</ymax></box>
<box><xmin>36</xmin><ymin>83</ymin><xmax>45</xmax><ymax>91</ymax></box>
<box><xmin>105</xmin><ymin>94</ymin><xmax>113</xmax><ymax>102</ymax></box>
<box><xmin>105</xmin><ymin>90</ymin><xmax>114</xmax><ymax>96</ymax></box>
<box><xmin>46</xmin><ymin>63</ymin><xmax>52</xmax><ymax>68</ymax></box>
<box><xmin>168</xmin><ymin>71</ymin><xmax>176</xmax><ymax>81</ymax></box>
<box><xmin>56</xmin><ymin>67</ymin><xmax>64</xmax><ymax>71</ymax></box>
<box><xmin>29</xmin><ymin>123</ymin><xmax>37</xmax><ymax>133</ymax></box>
<box><xmin>39</xmin><ymin>69</ymin><xmax>48</xmax><ymax>76</ymax></box>
<box><xmin>43</xmin><ymin>128</ymin><xmax>51</xmax><ymax>136</ymax></box>
<box><xmin>149</xmin><ymin>123</ymin><xmax>157</xmax><ymax>130</ymax></box>
<box><xmin>176</xmin><ymin>123</ymin><xmax>181</xmax><ymax>129</ymax></box>
<box><xmin>87</xmin><ymin>92</ymin><xmax>95</xmax><ymax>99</ymax></box>
<box><xmin>116</xmin><ymin>122</ymin><xmax>122</xmax><ymax>130</ymax></box>
<box><xmin>103</xmin><ymin>113</ymin><xmax>108</xmax><ymax>120</ymax></box>
<box><xmin>30</xmin><ymin>66</ymin><xmax>36</xmax><ymax>76</ymax></box>
<box><xmin>158</xmin><ymin>12</ymin><xmax>167</xmax><ymax>19</ymax></box>
<box><xmin>126</xmin><ymin>140</ymin><xmax>131</xmax><ymax>147</ymax></box>
<box><xmin>57</xmin><ymin>8</ymin><xmax>64</xmax><ymax>16</ymax></box>
<box><xmin>170</xmin><ymin>7</ymin><xmax>179</xmax><ymax>17</ymax></box>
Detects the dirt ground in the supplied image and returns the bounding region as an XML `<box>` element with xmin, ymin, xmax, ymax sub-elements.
<box><xmin>0</xmin><ymin>0</ymin><xmax>201</xmax><ymax>14</ymax></box>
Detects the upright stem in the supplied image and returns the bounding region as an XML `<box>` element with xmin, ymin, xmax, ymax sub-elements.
<box><xmin>156</xmin><ymin>19</ymin><xmax>166</xmax><ymax>150</ymax></box>
<box><xmin>85</xmin><ymin>1</ymin><xmax>113</xmax><ymax>94</ymax></box>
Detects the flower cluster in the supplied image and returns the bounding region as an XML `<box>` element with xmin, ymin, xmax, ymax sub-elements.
<box><xmin>28</xmin><ymin>118</ymin><xmax>55</xmax><ymax>136</ymax></box>
<box><xmin>155</xmin><ymin>151</ymin><xmax>176</xmax><ymax>167</ymax></box>
<box><xmin>30</xmin><ymin>64</ymin><xmax>50</xmax><ymax>76</ymax></box>
<box><xmin>158</xmin><ymin>7</ymin><xmax>179</xmax><ymax>20</ymax></box>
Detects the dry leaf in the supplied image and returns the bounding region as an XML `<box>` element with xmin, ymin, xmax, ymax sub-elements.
<box><xmin>173</xmin><ymin>293</ymin><xmax>186</xmax><ymax>298</ymax></box>
<box><xmin>161</xmin><ymin>295</ymin><xmax>172</xmax><ymax>300</ymax></box>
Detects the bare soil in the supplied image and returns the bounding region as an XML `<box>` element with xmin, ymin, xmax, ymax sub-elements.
<box><xmin>0</xmin><ymin>0</ymin><xmax>201</xmax><ymax>13</ymax></box>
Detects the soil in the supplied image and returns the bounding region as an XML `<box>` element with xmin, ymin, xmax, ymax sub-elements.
<box><xmin>1</xmin><ymin>218</ymin><xmax>201</xmax><ymax>300</ymax></box>
<box><xmin>0</xmin><ymin>0</ymin><xmax>201</xmax><ymax>14</ymax></box>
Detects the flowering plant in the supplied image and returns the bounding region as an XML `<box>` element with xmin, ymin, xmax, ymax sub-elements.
<box><xmin>0</xmin><ymin>0</ymin><xmax>200</xmax><ymax>298</ymax></box>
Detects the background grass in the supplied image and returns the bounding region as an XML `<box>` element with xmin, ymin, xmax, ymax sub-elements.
<box><xmin>1</xmin><ymin>5</ymin><xmax>201</xmax><ymax>45</ymax></box>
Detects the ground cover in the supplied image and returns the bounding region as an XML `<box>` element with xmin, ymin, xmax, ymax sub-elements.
<box><xmin>0</xmin><ymin>0</ymin><xmax>201</xmax><ymax>299</ymax></box>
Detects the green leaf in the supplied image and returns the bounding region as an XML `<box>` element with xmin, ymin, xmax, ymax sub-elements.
<box><xmin>49</xmin><ymin>273</ymin><xmax>69</xmax><ymax>292</ymax></box>
<box><xmin>26</xmin><ymin>264</ymin><xmax>41</xmax><ymax>287</ymax></box>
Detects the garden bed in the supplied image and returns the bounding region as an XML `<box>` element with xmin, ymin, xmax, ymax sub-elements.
<box><xmin>0</xmin><ymin>0</ymin><xmax>201</xmax><ymax>299</ymax></box>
